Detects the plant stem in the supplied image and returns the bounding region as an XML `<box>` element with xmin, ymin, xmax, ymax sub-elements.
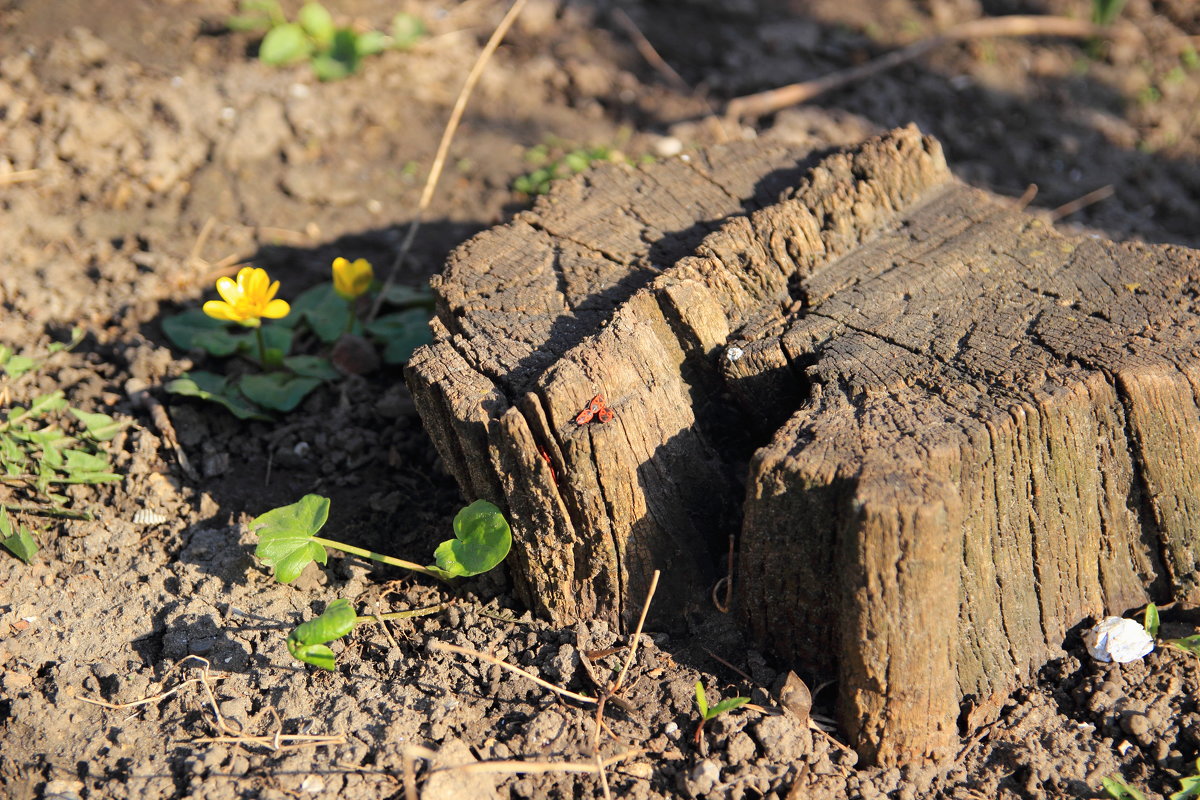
<box><xmin>355</xmin><ymin>602</ymin><xmax>449</xmax><ymax>625</ymax></box>
<box><xmin>1</xmin><ymin>503</ymin><xmax>92</xmax><ymax>520</ymax></box>
<box><xmin>254</xmin><ymin>326</ymin><xmax>268</xmax><ymax>368</ymax></box>
<box><xmin>344</xmin><ymin>302</ymin><xmax>356</xmax><ymax>334</ymax></box>
<box><xmin>311</xmin><ymin>536</ymin><xmax>446</xmax><ymax>580</ymax></box>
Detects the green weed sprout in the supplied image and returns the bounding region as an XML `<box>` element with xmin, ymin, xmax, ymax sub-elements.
<box><xmin>163</xmin><ymin>259</ymin><xmax>433</xmax><ymax>419</ymax></box>
<box><xmin>0</xmin><ymin>331</ymin><xmax>126</xmax><ymax>563</ymax></box>
<box><xmin>692</xmin><ymin>681</ymin><xmax>750</xmax><ymax>744</ymax></box>
<box><xmin>512</xmin><ymin>142</ymin><xmax>654</xmax><ymax>197</ymax></box>
<box><xmin>1141</xmin><ymin>602</ymin><xmax>1200</xmax><ymax>657</ymax></box>
<box><xmin>229</xmin><ymin>0</ymin><xmax>427</xmax><ymax>81</ymax></box>
<box><xmin>251</xmin><ymin>495</ymin><xmax>511</xmax><ymax>669</ymax></box>
<box><xmin>1102</xmin><ymin>776</ymin><xmax>1147</xmax><ymax>800</ymax></box>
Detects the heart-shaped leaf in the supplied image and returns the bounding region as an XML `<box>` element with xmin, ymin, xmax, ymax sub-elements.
<box><xmin>238</xmin><ymin>373</ymin><xmax>321</xmax><ymax>412</ymax></box>
<box><xmin>285</xmin><ymin>283</ymin><xmax>352</xmax><ymax>342</ymax></box>
<box><xmin>297</xmin><ymin>2</ymin><xmax>334</xmax><ymax>45</ymax></box>
<box><xmin>162</xmin><ymin>310</ymin><xmax>244</xmax><ymax>357</ymax></box>
<box><xmin>287</xmin><ymin>598</ymin><xmax>358</xmax><ymax>670</ymax></box>
<box><xmin>366</xmin><ymin>309</ymin><xmax>433</xmax><ymax>364</ymax></box>
<box><xmin>429</xmin><ymin>500</ymin><xmax>511</xmax><ymax>578</ymax></box>
<box><xmin>259</xmin><ymin>22</ymin><xmax>311</xmax><ymax>65</ymax></box>
<box><xmin>283</xmin><ymin>355</ymin><xmax>340</xmax><ymax>380</ymax></box>
<box><xmin>251</xmin><ymin>494</ymin><xmax>330</xmax><ymax>583</ymax></box>
<box><xmin>166</xmin><ymin>372</ymin><xmax>272</xmax><ymax>421</ymax></box>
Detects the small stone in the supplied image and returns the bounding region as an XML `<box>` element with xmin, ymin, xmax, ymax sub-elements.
<box><xmin>1121</xmin><ymin>712</ymin><xmax>1151</xmax><ymax>737</ymax></box>
<box><xmin>686</xmin><ymin>760</ymin><xmax>721</xmax><ymax>797</ymax></box>
<box><xmin>331</xmin><ymin>334</ymin><xmax>380</xmax><ymax>375</ymax></box>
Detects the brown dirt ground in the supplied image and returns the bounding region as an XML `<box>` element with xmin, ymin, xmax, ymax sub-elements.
<box><xmin>2</xmin><ymin>0</ymin><xmax>1200</xmax><ymax>798</ymax></box>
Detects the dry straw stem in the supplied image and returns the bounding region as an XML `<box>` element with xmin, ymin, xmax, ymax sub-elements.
<box><xmin>1049</xmin><ymin>184</ymin><xmax>1114</xmax><ymax>221</ymax></box>
<box><xmin>725</xmin><ymin>15</ymin><xmax>1100</xmax><ymax>120</ymax></box>
<box><xmin>370</xmin><ymin>0</ymin><xmax>528</xmax><ymax>322</ymax></box>
<box><xmin>75</xmin><ymin>655</ymin><xmax>345</xmax><ymax>752</ymax></box>
<box><xmin>432</xmin><ymin>640</ymin><xmax>598</xmax><ymax>705</ymax></box>
<box><xmin>0</xmin><ymin>169</ymin><xmax>40</xmax><ymax>186</ymax></box>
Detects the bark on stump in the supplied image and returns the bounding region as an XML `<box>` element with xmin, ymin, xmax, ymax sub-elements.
<box><xmin>407</xmin><ymin>126</ymin><xmax>1200</xmax><ymax>764</ymax></box>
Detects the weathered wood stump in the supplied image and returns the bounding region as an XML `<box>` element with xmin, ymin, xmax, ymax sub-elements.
<box><xmin>407</xmin><ymin>126</ymin><xmax>1200</xmax><ymax>763</ymax></box>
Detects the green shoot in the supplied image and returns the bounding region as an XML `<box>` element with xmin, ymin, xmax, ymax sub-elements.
<box><xmin>693</xmin><ymin>680</ymin><xmax>750</xmax><ymax>744</ymax></box>
<box><xmin>1091</xmin><ymin>0</ymin><xmax>1127</xmax><ymax>26</ymax></box>
<box><xmin>1102</xmin><ymin>776</ymin><xmax>1148</xmax><ymax>800</ymax></box>
<box><xmin>287</xmin><ymin>598</ymin><xmax>449</xmax><ymax>669</ymax></box>
<box><xmin>229</xmin><ymin>1</ymin><xmax>427</xmax><ymax>81</ymax></box>
<box><xmin>1144</xmin><ymin>602</ymin><xmax>1160</xmax><ymax>638</ymax></box>
<box><xmin>250</xmin><ymin>495</ymin><xmax>511</xmax><ymax>584</ymax></box>
<box><xmin>512</xmin><ymin>143</ymin><xmax>651</xmax><ymax>197</ymax></box>
<box><xmin>1173</xmin><ymin>759</ymin><xmax>1200</xmax><ymax>800</ymax></box>
<box><xmin>1</xmin><ymin>333</ymin><xmax>126</xmax><ymax>556</ymax></box>
<box><xmin>1166</xmin><ymin>634</ymin><xmax>1200</xmax><ymax>658</ymax></box>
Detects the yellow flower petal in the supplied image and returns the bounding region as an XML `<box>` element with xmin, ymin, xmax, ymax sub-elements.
<box><xmin>215</xmin><ymin>276</ymin><xmax>239</xmax><ymax>306</ymax></box>
<box><xmin>264</xmin><ymin>279</ymin><xmax>281</xmax><ymax>304</ymax></box>
<box><xmin>263</xmin><ymin>298</ymin><xmax>291</xmax><ymax>319</ymax></box>
<box><xmin>203</xmin><ymin>300</ymin><xmax>239</xmax><ymax>322</ymax></box>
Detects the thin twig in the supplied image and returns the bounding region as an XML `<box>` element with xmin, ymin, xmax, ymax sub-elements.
<box><xmin>0</xmin><ymin>169</ymin><xmax>41</xmax><ymax>186</ymax></box>
<box><xmin>1048</xmin><ymin>184</ymin><xmax>1114</xmax><ymax>221</ymax></box>
<box><xmin>370</xmin><ymin>0</ymin><xmax>528</xmax><ymax>323</ymax></box>
<box><xmin>612</xmin><ymin>570</ymin><xmax>660</xmax><ymax>694</ymax></box>
<box><xmin>125</xmin><ymin>378</ymin><xmax>198</xmax><ymax>481</ymax></box>
<box><xmin>725</xmin><ymin>15</ymin><xmax>1100</xmax><ymax>120</ymax></box>
<box><xmin>429</xmin><ymin>748</ymin><xmax>643</xmax><ymax>776</ymax></box>
<box><xmin>610</xmin><ymin>9</ymin><xmax>689</xmax><ymax>93</ymax></box>
<box><xmin>432</xmin><ymin>640</ymin><xmax>597</xmax><ymax>705</ymax></box>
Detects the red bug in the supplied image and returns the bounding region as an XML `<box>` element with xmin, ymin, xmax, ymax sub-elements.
<box><xmin>538</xmin><ymin>447</ymin><xmax>558</xmax><ymax>485</ymax></box>
<box><xmin>575</xmin><ymin>393</ymin><xmax>615</xmax><ymax>425</ymax></box>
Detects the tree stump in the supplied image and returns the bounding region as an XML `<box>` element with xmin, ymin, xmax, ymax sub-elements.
<box><xmin>407</xmin><ymin>126</ymin><xmax>1200</xmax><ymax>764</ymax></box>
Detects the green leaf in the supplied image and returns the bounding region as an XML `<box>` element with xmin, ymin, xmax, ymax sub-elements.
<box><xmin>1092</xmin><ymin>0</ymin><xmax>1127</xmax><ymax>26</ymax></box>
<box><xmin>3</xmin><ymin>355</ymin><xmax>36</xmax><ymax>378</ymax></box>
<box><xmin>381</xmin><ymin>283</ymin><xmax>434</xmax><ymax>308</ymax></box>
<box><xmin>1144</xmin><ymin>602</ymin><xmax>1160</xmax><ymax>638</ymax></box>
<box><xmin>282</xmin><ymin>355</ymin><xmax>340</xmax><ymax>380</ymax></box>
<box><xmin>165</xmin><ymin>372</ymin><xmax>271</xmax><ymax>421</ymax></box>
<box><xmin>237</xmin><ymin>373</ymin><xmax>321</xmax><ymax>413</ymax></box>
<box><xmin>226</xmin><ymin>13</ymin><xmax>273</xmax><ymax>31</ymax></box>
<box><xmin>250</xmin><ymin>494</ymin><xmax>331</xmax><ymax>583</ymax></box>
<box><xmin>366</xmin><ymin>309</ymin><xmax>433</xmax><ymax>364</ymax></box>
<box><xmin>708</xmin><ymin>696</ymin><xmax>751</xmax><ymax>719</ymax></box>
<box><xmin>62</xmin><ymin>449</ymin><xmax>110</xmax><ymax>474</ymax></box>
<box><xmin>1</xmin><ymin>523</ymin><xmax>38</xmax><ymax>564</ymax></box>
<box><xmin>1172</xmin><ymin>763</ymin><xmax>1200</xmax><ymax>800</ymax></box>
<box><xmin>297</xmin><ymin>2</ymin><xmax>334</xmax><ymax>45</ymax></box>
<box><xmin>311</xmin><ymin>53</ymin><xmax>353</xmax><ymax>82</ymax></box>
<box><xmin>259</xmin><ymin>22</ymin><xmax>312</xmax><ymax>65</ymax></box>
<box><xmin>287</xmin><ymin>598</ymin><xmax>358</xmax><ymax>670</ymax></box>
<box><xmin>694</xmin><ymin>681</ymin><xmax>709</xmax><ymax>718</ymax></box>
<box><xmin>391</xmin><ymin>12</ymin><xmax>426</xmax><ymax>50</ymax></box>
<box><xmin>70</xmin><ymin>409</ymin><xmax>123</xmax><ymax>441</ymax></box>
<box><xmin>286</xmin><ymin>283</ymin><xmax>350</xmax><ymax>342</ymax></box>
<box><xmin>430</xmin><ymin>500</ymin><xmax>511</xmax><ymax>579</ymax></box>
<box><xmin>162</xmin><ymin>310</ymin><xmax>246</xmax><ymax>357</ymax></box>
<box><xmin>28</xmin><ymin>392</ymin><xmax>67</xmax><ymax>416</ymax></box>
<box><xmin>1102</xmin><ymin>776</ymin><xmax>1148</xmax><ymax>800</ymax></box>
<box><xmin>355</xmin><ymin>30</ymin><xmax>389</xmax><ymax>57</ymax></box>
<box><xmin>1167</xmin><ymin>634</ymin><xmax>1200</xmax><ymax>657</ymax></box>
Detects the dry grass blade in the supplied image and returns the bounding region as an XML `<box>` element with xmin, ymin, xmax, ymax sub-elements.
<box><xmin>1049</xmin><ymin>184</ymin><xmax>1114</xmax><ymax>221</ymax></box>
<box><xmin>725</xmin><ymin>15</ymin><xmax>1099</xmax><ymax>120</ymax></box>
<box><xmin>432</xmin><ymin>640</ymin><xmax>597</xmax><ymax>705</ymax></box>
<box><xmin>370</xmin><ymin>0</ymin><xmax>529</xmax><ymax>322</ymax></box>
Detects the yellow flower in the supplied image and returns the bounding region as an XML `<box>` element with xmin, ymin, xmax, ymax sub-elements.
<box><xmin>202</xmin><ymin>267</ymin><xmax>290</xmax><ymax>327</ymax></box>
<box><xmin>331</xmin><ymin>257</ymin><xmax>374</xmax><ymax>300</ymax></box>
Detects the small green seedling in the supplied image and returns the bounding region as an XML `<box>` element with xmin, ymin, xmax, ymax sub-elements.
<box><xmin>1091</xmin><ymin>0</ymin><xmax>1126</xmax><ymax>26</ymax></box>
<box><xmin>251</xmin><ymin>494</ymin><xmax>511</xmax><ymax>584</ymax></box>
<box><xmin>1144</xmin><ymin>601</ymin><xmax>1160</xmax><ymax>638</ymax></box>
<box><xmin>0</xmin><ymin>330</ymin><xmax>125</xmax><ymax>562</ymax></box>
<box><xmin>1139</xmin><ymin>602</ymin><xmax>1200</xmax><ymax>658</ymax></box>
<box><xmin>229</xmin><ymin>0</ymin><xmax>427</xmax><ymax>81</ymax></box>
<box><xmin>286</xmin><ymin>597</ymin><xmax>448</xmax><ymax>669</ymax></box>
<box><xmin>1102</xmin><ymin>776</ymin><xmax>1148</xmax><ymax>800</ymax></box>
<box><xmin>512</xmin><ymin>142</ymin><xmax>653</xmax><ymax>197</ymax></box>
<box><xmin>692</xmin><ymin>680</ymin><xmax>750</xmax><ymax>744</ymax></box>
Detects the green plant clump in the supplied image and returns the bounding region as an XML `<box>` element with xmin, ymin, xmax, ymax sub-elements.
<box><xmin>0</xmin><ymin>331</ymin><xmax>125</xmax><ymax>563</ymax></box>
<box><xmin>512</xmin><ymin>143</ymin><xmax>653</xmax><ymax>196</ymax></box>
<box><xmin>230</xmin><ymin>0</ymin><xmax>427</xmax><ymax>81</ymax></box>
<box><xmin>250</xmin><ymin>495</ymin><xmax>511</xmax><ymax>669</ymax></box>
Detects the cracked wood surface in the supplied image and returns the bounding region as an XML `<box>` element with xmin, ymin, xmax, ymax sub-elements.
<box><xmin>408</xmin><ymin>126</ymin><xmax>1200</xmax><ymax>764</ymax></box>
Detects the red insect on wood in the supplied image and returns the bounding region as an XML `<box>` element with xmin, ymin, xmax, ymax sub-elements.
<box><xmin>575</xmin><ymin>394</ymin><xmax>614</xmax><ymax>425</ymax></box>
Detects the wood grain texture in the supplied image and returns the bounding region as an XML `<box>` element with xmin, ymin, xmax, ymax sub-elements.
<box><xmin>408</xmin><ymin>126</ymin><xmax>1200</xmax><ymax>763</ymax></box>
